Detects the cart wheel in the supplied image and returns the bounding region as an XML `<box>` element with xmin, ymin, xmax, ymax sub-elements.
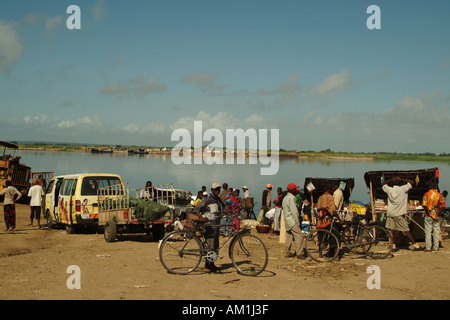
<box><xmin>152</xmin><ymin>224</ymin><xmax>165</xmax><ymax>241</ymax></box>
<box><xmin>104</xmin><ymin>221</ymin><xmax>117</xmax><ymax>242</ymax></box>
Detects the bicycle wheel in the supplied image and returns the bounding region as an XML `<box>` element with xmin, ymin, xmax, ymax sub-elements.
<box><xmin>361</xmin><ymin>225</ymin><xmax>393</xmax><ymax>259</ymax></box>
<box><xmin>230</xmin><ymin>234</ymin><xmax>268</xmax><ymax>276</ymax></box>
<box><xmin>159</xmin><ymin>230</ymin><xmax>203</xmax><ymax>275</ymax></box>
<box><xmin>305</xmin><ymin>228</ymin><xmax>340</xmax><ymax>262</ymax></box>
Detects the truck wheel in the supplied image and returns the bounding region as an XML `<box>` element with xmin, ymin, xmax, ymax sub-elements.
<box><xmin>46</xmin><ymin>210</ymin><xmax>54</xmax><ymax>229</ymax></box>
<box><xmin>65</xmin><ymin>224</ymin><xmax>77</xmax><ymax>234</ymax></box>
<box><xmin>104</xmin><ymin>221</ymin><xmax>117</xmax><ymax>242</ymax></box>
<box><xmin>152</xmin><ymin>224</ymin><xmax>165</xmax><ymax>241</ymax></box>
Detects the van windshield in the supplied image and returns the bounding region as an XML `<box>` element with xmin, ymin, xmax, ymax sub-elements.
<box><xmin>81</xmin><ymin>177</ymin><xmax>122</xmax><ymax>196</ymax></box>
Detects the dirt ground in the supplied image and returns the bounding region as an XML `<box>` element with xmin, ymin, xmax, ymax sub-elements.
<box><xmin>0</xmin><ymin>204</ymin><xmax>449</xmax><ymax>301</ymax></box>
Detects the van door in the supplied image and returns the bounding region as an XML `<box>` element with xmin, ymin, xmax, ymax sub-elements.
<box><xmin>53</xmin><ymin>178</ymin><xmax>63</xmax><ymax>222</ymax></box>
<box><xmin>58</xmin><ymin>179</ymin><xmax>76</xmax><ymax>225</ymax></box>
<box><xmin>43</xmin><ymin>179</ymin><xmax>55</xmax><ymax>218</ymax></box>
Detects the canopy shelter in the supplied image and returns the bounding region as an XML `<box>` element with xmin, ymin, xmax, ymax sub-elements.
<box><xmin>1</xmin><ymin>141</ymin><xmax>19</xmax><ymax>158</ymax></box>
<box><xmin>364</xmin><ymin>168</ymin><xmax>439</xmax><ymax>240</ymax></box>
<box><xmin>303</xmin><ymin>177</ymin><xmax>355</xmax><ymax>205</ymax></box>
<box><xmin>364</xmin><ymin>168</ymin><xmax>438</xmax><ymax>206</ymax></box>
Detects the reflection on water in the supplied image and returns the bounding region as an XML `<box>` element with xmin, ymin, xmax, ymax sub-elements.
<box><xmin>18</xmin><ymin>150</ymin><xmax>450</xmax><ymax>205</ymax></box>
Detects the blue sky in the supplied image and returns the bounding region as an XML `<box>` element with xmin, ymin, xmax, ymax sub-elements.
<box><xmin>1</xmin><ymin>0</ymin><xmax>449</xmax><ymax>153</ymax></box>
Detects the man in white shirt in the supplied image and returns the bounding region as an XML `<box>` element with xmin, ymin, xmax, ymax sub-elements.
<box><xmin>0</xmin><ymin>180</ymin><xmax>22</xmax><ymax>231</ymax></box>
<box><xmin>382</xmin><ymin>177</ymin><xmax>420</xmax><ymax>251</ymax></box>
<box><xmin>28</xmin><ymin>179</ymin><xmax>44</xmax><ymax>228</ymax></box>
<box><xmin>282</xmin><ymin>183</ymin><xmax>305</xmax><ymax>259</ymax></box>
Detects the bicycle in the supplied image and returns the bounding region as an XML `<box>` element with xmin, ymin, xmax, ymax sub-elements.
<box><xmin>336</xmin><ymin>215</ymin><xmax>393</xmax><ymax>259</ymax></box>
<box><xmin>159</xmin><ymin>214</ymin><xmax>269</xmax><ymax>276</ymax></box>
<box><xmin>303</xmin><ymin>213</ymin><xmax>393</xmax><ymax>262</ymax></box>
<box><xmin>440</xmin><ymin>207</ymin><xmax>450</xmax><ymax>240</ymax></box>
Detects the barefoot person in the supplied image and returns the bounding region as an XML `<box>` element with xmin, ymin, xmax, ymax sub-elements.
<box><xmin>382</xmin><ymin>177</ymin><xmax>420</xmax><ymax>251</ymax></box>
<box><xmin>0</xmin><ymin>181</ymin><xmax>22</xmax><ymax>232</ymax></box>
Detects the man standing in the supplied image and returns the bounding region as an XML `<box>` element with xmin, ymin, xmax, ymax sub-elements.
<box><xmin>382</xmin><ymin>177</ymin><xmax>420</xmax><ymax>251</ymax></box>
<box><xmin>219</xmin><ymin>183</ymin><xmax>228</xmax><ymax>204</ymax></box>
<box><xmin>0</xmin><ymin>181</ymin><xmax>22</xmax><ymax>232</ymax></box>
<box><xmin>241</xmin><ymin>186</ymin><xmax>250</xmax><ymax>219</ymax></box>
<box><xmin>282</xmin><ymin>183</ymin><xmax>305</xmax><ymax>259</ymax></box>
<box><xmin>191</xmin><ymin>191</ymin><xmax>204</xmax><ymax>207</ymax></box>
<box><xmin>332</xmin><ymin>184</ymin><xmax>344</xmax><ymax>212</ymax></box>
<box><xmin>243</xmin><ymin>186</ymin><xmax>250</xmax><ymax>199</ymax></box>
<box><xmin>28</xmin><ymin>179</ymin><xmax>44</xmax><ymax>228</ymax></box>
<box><xmin>261</xmin><ymin>184</ymin><xmax>273</xmax><ymax>224</ymax></box>
<box><xmin>194</xmin><ymin>182</ymin><xmax>230</xmax><ymax>273</ymax></box>
<box><xmin>422</xmin><ymin>182</ymin><xmax>446</xmax><ymax>252</ymax></box>
<box><xmin>317</xmin><ymin>186</ymin><xmax>336</xmax><ymax>215</ymax></box>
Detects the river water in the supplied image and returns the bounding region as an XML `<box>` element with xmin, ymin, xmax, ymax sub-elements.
<box><xmin>17</xmin><ymin>150</ymin><xmax>450</xmax><ymax>205</ymax></box>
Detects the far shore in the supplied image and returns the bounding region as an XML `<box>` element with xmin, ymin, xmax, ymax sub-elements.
<box><xmin>16</xmin><ymin>146</ymin><xmax>450</xmax><ymax>163</ymax></box>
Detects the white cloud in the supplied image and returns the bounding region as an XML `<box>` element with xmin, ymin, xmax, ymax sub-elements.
<box><xmin>100</xmin><ymin>77</ymin><xmax>167</xmax><ymax>99</ymax></box>
<box><xmin>45</xmin><ymin>16</ymin><xmax>62</xmax><ymax>34</ymax></box>
<box><xmin>181</xmin><ymin>73</ymin><xmax>230</xmax><ymax>95</ymax></box>
<box><xmin>169</xmin><ymin>110</ymin><xmax>280</xmax><ymax>132</ymax></box>
<box><xmin>24</xmin><ymin>114</ymin><xmax>52</xmax><ymax>125</ymax></box>
<box><xmin>309</xmin><ymin>69</ymin><xmax>353</xmax><ymax>97</ymax></box>
<box><xmin>92</xmin><ymin>0</ymin><xmax>107</xmax><ymax>21</ymax></box>
<box><xmin>100</xmin><ymin>83</ymin><xmax>127</xmax><ymax>94</ymax></box>
<box><xmin>57</xmin><ymin>116</ymin><xmax>100</xmax><ymax>129</ymax></box>
<box><xmin>0</xmin><ymin>20</ymin><xmax>23</xmax><ymax>76</ymax></box>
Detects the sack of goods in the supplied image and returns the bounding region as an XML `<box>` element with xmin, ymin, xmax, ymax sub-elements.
<box><xmin>130</xmin><ymin>198</ymin><xmax>170</xmax><ymax>221</ymax></box>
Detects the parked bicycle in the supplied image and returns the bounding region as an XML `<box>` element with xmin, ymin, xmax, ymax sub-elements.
<box><xmin>440</xmin><ymin>207</ymin><xmax>450</xmax><ymax>239</ymax></box>
<box><xmin>303</xmin><ymin>211</ymin><xmax>393</xmax><ymax>262</ymax></box>
<box><xmin>159</xmin><ymin>214</ymin><xmax>268</xmax><ymax>276</ymax></box>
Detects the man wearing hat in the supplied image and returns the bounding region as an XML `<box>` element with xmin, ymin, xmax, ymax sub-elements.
<box><xmin>241</xmin><ymin>186</ymin><xmax>250</xmax><ymax>219</ymax></box>
<box><xmin>282</xmin><ymin>183</ymin><xmax>306</xmax><ymax>259</ymax></box>
<box><xmin>194</xmin><ymin>182</ymin><xmax>231</xmax><ymax>272</ymax></box>
<box><xmin>261</xmin><ymin>184</ymin><xmax>273</xmax><ymax>224</ymax></box>
<box><xmin>243</xmin><ymin>186</ymin><xmax>250</xmax><ymax>199</ymax></box>
<box><xmin>28</xmin><ymin>178</ymin><xmax>44</xmax><ymax>228</ymax></box>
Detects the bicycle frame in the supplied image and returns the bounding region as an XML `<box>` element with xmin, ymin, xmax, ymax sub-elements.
<box><xmin>191</xmin><ymin>214</ymin><xmax>252</xmax><ymax>260</ymax></box>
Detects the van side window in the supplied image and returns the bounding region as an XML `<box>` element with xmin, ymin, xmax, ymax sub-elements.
<box><xmin>81</xmin><ymin>177</ymin><xmax>121</xmax><ymax>196</ymax></box>
<box><xmin>71</xmin><ymin>180</ymin><xmax>77</xmax><ymax>196</ymax></box>
<box><xmin>81</xmin><ymin>178</ymin><xmax>98</xmax><ymax>196</ymax></box>
<box><xmin>46</xmin><ymin>180</ymin><xmax>54</xmax><ymax>194</ymax></box>
<box><xmin>61</xmin><ymin>179</ymin><xmax>74</xmax><ymax>196</ymax></box>
<box><xmin>59</xmin><ymin>180</ymin><xmax>67</xmax><ymax>196</ymax></box>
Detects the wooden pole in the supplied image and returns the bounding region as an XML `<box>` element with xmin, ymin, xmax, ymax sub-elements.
<box><xmin>370</xmin><ymin>180</ymin><xmax>376</xmax><ymax>222</ymax></box>
<box><xmin>279</xmin><ymin>210</ymin><xmax>286</xmax><ymax>243</ymax></box>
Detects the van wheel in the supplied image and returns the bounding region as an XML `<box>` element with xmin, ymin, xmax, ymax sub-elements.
<box><xmin>65</xmin><ymin>224</ymin><xmax>77</xmax><ymax>234</ymax></box>
<box><xmin>152</xmin><ymin>224</ymin><xmax>165</xmax><ymax>241</ymax></box>
<box><xmin>104</xmin><ymin>221</ymin><xmax>117</xmax><ymax>242</ymax></box>
<box><xmin>46</xmin><ymin>210</ymin><xmax>54</xmax><ymax>229</ymax></box>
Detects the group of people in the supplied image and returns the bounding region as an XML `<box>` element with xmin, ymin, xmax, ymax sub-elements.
<box><xmin>382</xmin><ymin>177</ymin><xmax>447</xmax><ymax>252</ymax></box>
<box><xmin>190</xmin><ymin>177</ymin><xmax>448</xmax><ymax>268</ymax></box>
<box><xmin>0</xmin><ymin>179</ymin><xmax>44</xmax><ymax>232</ymax></box>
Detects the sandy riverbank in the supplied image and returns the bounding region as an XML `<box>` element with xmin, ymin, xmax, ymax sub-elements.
<box><xmin>0</xmin><ymin>204</ymin><xmax>449</xmax><ymax>301</ymax></box>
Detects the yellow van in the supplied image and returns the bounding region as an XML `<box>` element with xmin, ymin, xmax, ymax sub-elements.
<box><xmin>43</xmin><ymin>173</ymin><xmax>124</xmax><ymax>234</ymax></box>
